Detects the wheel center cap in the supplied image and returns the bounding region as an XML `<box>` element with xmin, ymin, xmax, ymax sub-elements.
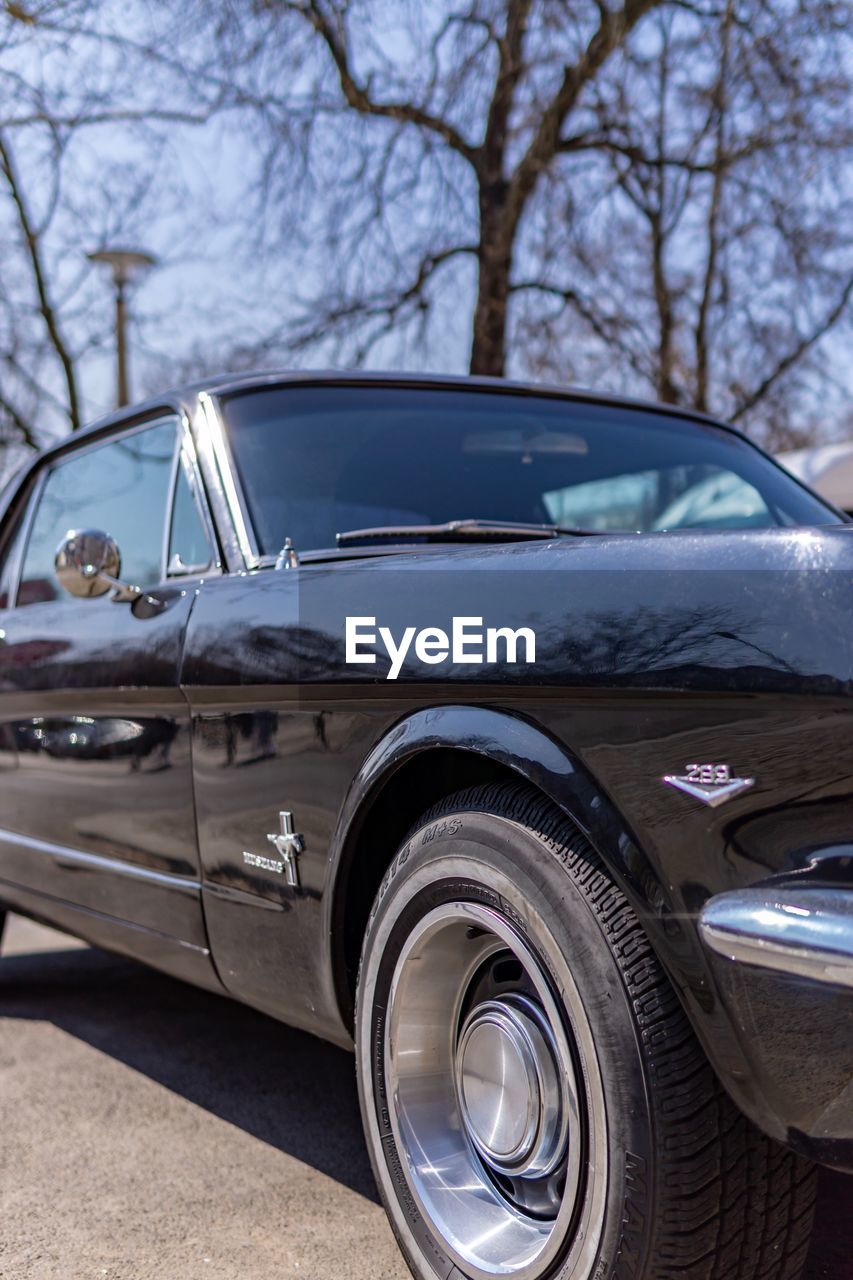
<box><xmin>457</xmin><ymin>994</ymin><xmax>566</xmax><ymax>1178</ymax></box>
<box><xmin>458</xmin><ymin>1009</ymin><xmax>540</xmax><ymax>1164</ymax></box>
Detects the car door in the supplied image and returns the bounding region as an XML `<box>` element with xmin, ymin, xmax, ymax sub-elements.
<box><xmin>0</xmin><ymin>414</ymin><xmax>221</xmax><ymax>989</ymax></box>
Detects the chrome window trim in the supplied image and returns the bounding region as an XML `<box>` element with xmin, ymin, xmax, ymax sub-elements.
<box><xmin>196</xmin><ymin>391</ymin><xmax>261</xmax><ymax>570</ymax></box>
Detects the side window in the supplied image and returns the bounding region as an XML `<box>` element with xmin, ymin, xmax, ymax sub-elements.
<box><xmin>168</xmin><ymin>458</ymin><xmax>213</xmax><ymax>573</ymax></box>
<box><xmin>17</xmin><ymin>420</ymin><xmax>177</xmax><ymax>607</ymax></box>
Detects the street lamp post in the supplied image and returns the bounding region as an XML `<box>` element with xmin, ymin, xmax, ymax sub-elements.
<box><xmin>87</xmin><ymin>248</ymin><xmax>157</xmax><ymax>408</ymax></box>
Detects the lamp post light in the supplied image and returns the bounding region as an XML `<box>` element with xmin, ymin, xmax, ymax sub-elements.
<box><xmin>87</xmin><ymin>247</ymin><xmax>157</xmax><ymax>408</ymax></box>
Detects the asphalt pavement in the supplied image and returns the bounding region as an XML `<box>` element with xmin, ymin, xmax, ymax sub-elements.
<box><xmin>0</xmin><ymin>915</ymin><xmax>850</xmax><ymax>1280</ymax></box>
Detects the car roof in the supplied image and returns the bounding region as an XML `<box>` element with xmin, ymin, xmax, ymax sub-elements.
<box><xmin>31</xmin><ymin>369</ymin><xmax>736</xmax><ymax>465</ymax></box>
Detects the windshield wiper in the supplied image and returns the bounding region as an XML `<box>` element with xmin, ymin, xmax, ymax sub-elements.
<box><xmin>336</xmin><ymin>519</ymin><xmax>602</xmax><ymax>546</ymax></box>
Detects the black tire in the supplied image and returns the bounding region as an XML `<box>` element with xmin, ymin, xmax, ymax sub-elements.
<box><xmin>355</xmin><ymin>782</ymin><xmax>816</xmax><ymax>1280</ymax></box>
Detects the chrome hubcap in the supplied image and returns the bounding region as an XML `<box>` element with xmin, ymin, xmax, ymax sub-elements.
<box><xmin>456</xmin><ymin>995</ymin><xmax>566</xmax><ymax>1178</ymax></box>
<box><xmin>384</xmin><ymin>900</ymin><xmax>601</xmax><ymax>1280</ymax></box>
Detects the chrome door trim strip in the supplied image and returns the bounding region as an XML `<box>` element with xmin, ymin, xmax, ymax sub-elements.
<box><xmin>0</xmin><ymin>872</ymin><xmax>210</xmax><ymax>955</ymax></box>
<box><xmin>0</xmin><ymin>826</ymin><xmax>200</xmax><ymax>895</ymax></box>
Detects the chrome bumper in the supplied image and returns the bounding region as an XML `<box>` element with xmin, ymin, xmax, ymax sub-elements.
<box><xmin>699</xmin><ymin>885</ymin><xmax>853</xmax><ymax>990</ymax></box>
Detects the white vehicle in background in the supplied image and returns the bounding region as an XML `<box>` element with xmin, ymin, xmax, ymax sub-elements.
<box><xmin>778</xmin><ymin>440</ymin><xmax>853</xmax><ymax>515</ymax></box>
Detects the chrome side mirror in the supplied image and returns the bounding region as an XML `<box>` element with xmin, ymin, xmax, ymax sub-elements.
<box><xmin>54</xmin><ymin>529</ymin><xmax>142</xmax><ymax>602</ymax></box>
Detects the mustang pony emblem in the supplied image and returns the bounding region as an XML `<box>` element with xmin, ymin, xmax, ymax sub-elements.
<box><xmin>242</xmin><ymin>811</ymin><xmax>304</xmax><ymax>887</ymax></box>
<box><xmin>663</xmin><ymin>763</ymin><xmax>754</xmax><ymax>808</ymax></box>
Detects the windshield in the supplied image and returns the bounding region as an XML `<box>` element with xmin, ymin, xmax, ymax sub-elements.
<box><xmin>220</xmin><ymin>385</ymin><xmax>840</xmax><ymax>555</ymax></box>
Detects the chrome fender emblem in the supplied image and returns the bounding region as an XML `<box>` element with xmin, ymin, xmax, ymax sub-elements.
<box><xmin>242</xmin><ymin>810</ymin><xmax>304</xmax><ymax>887</ymax></box>
<box><xmin>663</xmin><ymin>763</ymin><xmax>754</xmax><ymax>808</ymax></box>
<box><xmin>266</xmin><ymin>810</ymin><xmax>304</xmax><ymax>887</ymax></box>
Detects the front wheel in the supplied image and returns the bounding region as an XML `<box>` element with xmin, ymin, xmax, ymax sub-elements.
<box><xmin>355</xmin><ymin>784</ymin><xmax>816</xmax><ymax>1280</ymax></box>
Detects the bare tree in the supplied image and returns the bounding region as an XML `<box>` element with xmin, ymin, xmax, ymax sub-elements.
<box><xmin>211</xmin><ymin>0</ymin><xmax>671</xmax><ymax>375</ymax></box>
<box><xmin>1</xmin><ymin>0</ymin><xmax>849</xmax><ymax>462</ymax></box>
<box><xmin>512</xmin><ymin>0</ymin><xmax>852</xmax><ymax>443</ymax></box>
<box><xmin>205</xmin><ymin>0</ymin><xmax>850</xmax><ymax>441</ymax></box>
<box><xmin>0</xmin><ymin>1</ymin><xmax>221</xmax><ymax>461</ymax></box>
<box><xmin>0</xmin><ymin>127</ymin><xmax>82</xmax><ymax>441</ymax></box>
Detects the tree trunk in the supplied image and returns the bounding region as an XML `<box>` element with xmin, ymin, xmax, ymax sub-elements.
<box><xmin>470</xmin><ymin>192</ymin><xmax>512</xmax><ymax>377</ymax></box>
<box><xmin>649</xmin><ymin>211</ymin><xmax>680</xmax><ymax>404</ymax></box>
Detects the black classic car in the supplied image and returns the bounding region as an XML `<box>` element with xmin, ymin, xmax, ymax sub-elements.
<box><xmin>0</xmin><ymin>372</ymin><xmax>850</xmax><ymax>1280</ymax></box>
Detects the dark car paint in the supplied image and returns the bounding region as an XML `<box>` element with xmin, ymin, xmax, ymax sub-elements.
<box><xmin>0</xmin><ymin>374</ymin><xmax>851</xmax><ymax>1171</ymax></box>
<box><xmin>175</xmin><ymin>534</ymin><xmax>853</xmax><ymax>1161</ymax></box>
<box><xmin>0</xmin><ymin>577</ymin><xmax>217</xmax><ymax>988</ymax></box>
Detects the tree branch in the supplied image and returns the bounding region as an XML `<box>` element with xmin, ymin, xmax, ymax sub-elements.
<box><xmin>288</xmin><ymin>0</ymin><xmax>477</xmax><ymax>165</ymax></box>
<box><xmin>0</xmin><ymin>386</ymin><xmax>39</xmax><ymax>450</ymax></box>
<box><xmin>695</xmin><ymin>0</ymin><xmax>733</xmax><ymax>412</ymax></box>
<box><xmin>477</xmin><ymin>0</ymin><xmax>533</xmax><ymax>183</ymax></box>
<box><xmin>730</xmin><ymin>277</ymin><xmax>853</xmax><ymax>423</ymax></box>
<box><xmin>0</xmin><ymin>129</ymin><xmax>81</xmax><ymax>431</ymax></box>
<box><xmin>510</xmin><ymin>279</ymin><xmax>652</xmax><ymax>383</ymax></box>
<box><xmin>288</xmin><ymin>243</ymin><xmax>477</xmax><ymax>353</ymax></box>
<box><xmin>506</xmin><ymin>0</ymin><xmax>660</xmax><ymax>233</ymax></box>
<box><xmin>0</xmin><ymin>106</ymin><xmax>217</xmax><ymax>129</ymax></box>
